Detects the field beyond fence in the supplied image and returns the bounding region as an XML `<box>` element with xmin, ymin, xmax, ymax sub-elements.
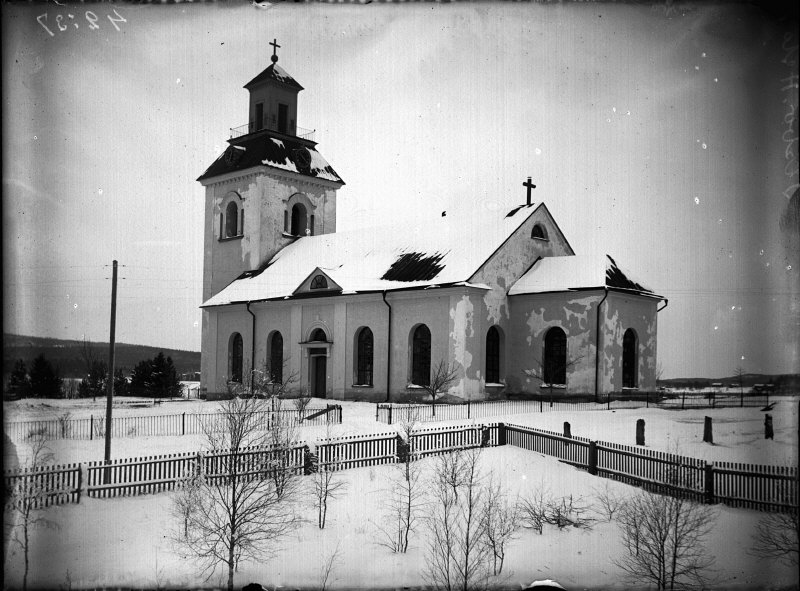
<box><xmin>4</xmin><ymin>404</ymin><xmax>342</xmax><ymax>442</ymax></box>
<box><xmin>5</xmin><ymin>421</ymin><xmax>796</xmax><ymax>515</ymax></box>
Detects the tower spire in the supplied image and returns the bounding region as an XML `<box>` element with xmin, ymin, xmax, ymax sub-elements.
<box><xmin>270</xmin><ymin>38</ymin><xmax>281</xmax><ymax>64</ymax></box>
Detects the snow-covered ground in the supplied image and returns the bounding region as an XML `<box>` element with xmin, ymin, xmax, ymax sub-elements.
<box><xmin>3</xmin><ymin>398</ymin><xmax>798</xmax><ymax>590</ymax></box>
<box><xmin>3</xmin><ymin>446</ymin><xmax>797</xmax><ymax>590</ymax></box>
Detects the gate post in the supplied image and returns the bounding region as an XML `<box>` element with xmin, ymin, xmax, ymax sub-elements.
<box><xmin>388</xmin><ymin>406</ymin><xmax>393</xmax><ymax>425</ymax></box>
<box><xmin>588</xmin><ymin>441</ymin><xmax>598</xmax><ymax>475</ymax></box>
<box><xmin>704</xmin><ymin>463</ymin><xmax>715</xmax><ymax>504</ymax></box>
<box><xmin>497</xmin><ymin>423</ymin><xmax>506</xmax><ymax>446</ymax></box>
<box><xmin>467</xmin><ymin>400</ymin><xmax>471</xmax><ymax>419</ymax></box>
<box><xmin>90</xmin><ymin>415</ymin><xmax>94</xmax><ymax>441</ymax></box>
<box><xmin>182</xmin><ymin>412</ymin><xmax>186</xmax><ymax>436</ymax></box>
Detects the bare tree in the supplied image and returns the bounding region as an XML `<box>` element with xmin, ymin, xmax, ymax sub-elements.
<box><xmin>615</xmin><ymin>489</ymin><xmax>717</xmax><ymax>590</ymax></box>
<box><xmin>733</xmin><ymin>365</ymin><xmax>746</xmax><ymax>406</ymax></box>
<box><xmin>375</xmin><ymin>413</ymin><xmax>426</xmax><ymax>553</ymax></box>
<box><xmin>318</xmin><ymin>541</ymin><xmax>342</xmax><ymax>591</ymax></box>
<box><xmin>293</xmin><ymin>391</ymin><xmax>312</xmax><ymax>418</ymax></box>
<box><xmin>421</xmin><ymin>359</ymin><xmax>459</xmax><ymax>417</ymax></box>
<box><xmin>424</xmin><ymin>447</ymin><xmax>490</xmax><ymax>591</ymax></box>
<box><xmin>171</xmin><ymin>389</ymin><xmax>302</xmax><ymax>591</ymax></box>
<box><xmin>750</xmin><ymin>509</ymin><xmax>799</xmax><ymax>567</ymax></box>
<box><xmin>313</xmin><ymin>428</ymin><xmax>348</xmax><ymax>529</ymax></box>
<box><xmin>5</xmin><ymin>436</ymin><xmax>59</xmax><ymax>591</ymax></box>
<box><xmin>592</xmin><ymin>481</ymin><xmax>626</xmax><ymax>522</ymax></box>
<box><xmin>481</xmin><ymin>478</ymin><xmax>520</xmax><ymax>576</ymax></box>
<box><xmin>523</xmin><ymin>353</ymin><xmax>584</xmax><ymax>400</ymax></box>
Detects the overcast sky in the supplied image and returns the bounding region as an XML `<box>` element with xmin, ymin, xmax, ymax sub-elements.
<box><xmin>2</xmin><ymin>1</ymin><xmax>798</xmax><ymax>379</ymax></box>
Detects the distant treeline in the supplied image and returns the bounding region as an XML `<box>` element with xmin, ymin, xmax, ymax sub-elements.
<box><xmin>3</xmin><ymin>333</ymin><xmax>199</xmax><ymax>378</ymax></box>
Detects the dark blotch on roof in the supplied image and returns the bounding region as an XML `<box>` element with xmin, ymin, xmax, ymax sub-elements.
<box><xmin>381</xmin><ymin>252</ymin><xmax>446</xmax><ymax>282</ymax></box>
<box><xmin>606</xmin><ymin>255</ymin><xmax>651</xmax><ymax>293</ymax></box>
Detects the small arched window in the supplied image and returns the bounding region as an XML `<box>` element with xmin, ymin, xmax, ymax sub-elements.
<box><xmin>355</xmin><ymin>327</ymin><xmax>374</xmax><ymax>386</ymax></box>
<box><xmin>486</xmin><ymin>326</ymin><xmax>501</xmax><ymax>384</ymax></box>
<box><xmin>310</xmin><ymin>328</ymin><xmax>328</xmax><ymax>342</ymax></box>
<box><xmin>229</xmin><ymin>332</ymin><xmax>243</xmax><ymax>383</ymax></box>
<box><xmin>543</xmin><ymin>327</ymin><xmax>567</xmax><ymax>385</ymax></box>
<box><xmin>269</xmin><ymin>331</ymin><xmax>283</xmax><ymax>384</ymax></box>
<box><xmin>225</xmin><ymin>201</ymin><xmax>239</xmax><ymax>238</ymax></box>
<box><xmin>411</xmin><ymin>324</ymin><xmax>431</xmax><ymax>387</ymax></box>
<box><xmin>531</xmin><ymin>223</ymin><xmax>548</xmax><ymax>240</ymax></box>
<box><xmin>622</xmin><ymin>329</ymin><xmax>638</xmax><ymax>388</ymax></box>
<box><xmin>291</xmin><ymin>203</ymin><xmax>307</xmax><ymax>236</ymax></box>
<box><xmin>310</xmin><ymin>275</ymin><xmax>328</xmax><ymax>290</ymax></box>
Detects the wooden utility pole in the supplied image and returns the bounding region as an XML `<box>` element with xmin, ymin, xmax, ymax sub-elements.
<box><xmin>103</xmin><ymin>260</ymin><xmax>118</xmax><ymax>483</ymax></box>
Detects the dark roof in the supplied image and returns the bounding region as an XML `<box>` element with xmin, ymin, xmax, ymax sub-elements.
<box><xmin>197</xmin><ymin>132</ymin><xmax>344</xmax><ymax>184</ymax></box>
<box><xmin>244</xmin><ymin>63</ymin><xmax>304</xmax><ymax>91</ymax></box>
<box><xmin>605</xmin><ymin>255</ymin><xmax>650</xmax><ymax>293</ymax></box>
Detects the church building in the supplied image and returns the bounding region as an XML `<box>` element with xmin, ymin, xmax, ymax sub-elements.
<box><xmin>198</xmin><ymin>44</ymin><xmax>665</xmax><ymax>401</ymax></box>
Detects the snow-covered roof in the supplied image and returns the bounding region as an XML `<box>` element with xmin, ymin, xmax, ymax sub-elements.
<box><xmin>201</xmin><ymin>204</ymin><xmax>542</xmax><ymax>307</ymax></box>
<box><xmin>198</xmin><ymin>133</ymin><xmax>344</xmax><ymax>184</ymax></box>
<box><xmin>509</xmin><ymin>254</ymin><xmax>659</xmax><ymax>297</ymax></box>
<box><xmin>244</xmin><ymin>63</ymin><xmax>303</xmax><ymax>91</ymax></box>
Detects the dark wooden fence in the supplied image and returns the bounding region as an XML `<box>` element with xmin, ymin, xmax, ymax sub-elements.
<box><xmin>4</xmin><ymin>405</ymin><xmax>342</xmax><ymax>442</ymax></box>
<box><xmin>5</xmin><ymin>421</ymin><xmax>795</xmax><ymax>514</ymax></box>
<box><xmin>377</xmin><ymin>392</ymin><xmax>772</xmax><ymax>424</ymax></box>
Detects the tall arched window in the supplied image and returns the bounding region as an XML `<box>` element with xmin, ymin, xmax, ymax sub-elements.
<box><xmin>269</xmin><ymin>331</ymin><xmax>283</xmax><ymax>383</ymax></box>
<box><xmin>356</xmin><ymin>327</ymin><xmax>373</xmax><ymax>386</ymax></box>
<box><xmin>411</xmin><ymin>324</ymin><xmax>431</xmax><ymax>387</ymax></box>
<box><xmin>486</xmin><ymin>326</ymin><xmax>501</xmax><ymax>383</ymax></box>
<box><xmin>543</xmin><ymin>327</ymin><xmax>567</xmax><ymax>386</ymax></box>
<box><xmin>229</xmin><ymin>332</ymin><xmax>243</xmax><ymax>383</ymax></box>
<box><xmin>622</xmin><ymin>328</ymin><xmax>638</xmax><ymax>388</ymax></box>
<box><xmin>225</xmin><ymin>201</ymin><xmax>239</xmax><ymax>238</ymax></box>
<box><xmin>290</xmin><ymin>203</ymin><xmax>307</xmax><ymax>236</ymax></box>
<box><xmin>310</xmin><ymin>328</ymin><xmax>327</xmax><ymax>342</ymax></box>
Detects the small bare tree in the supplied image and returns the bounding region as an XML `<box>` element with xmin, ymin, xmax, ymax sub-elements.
<box><xmin>313</xmin><ymin>431</ymin><xmax>348</xmax><ymax>529</ymax></box>
<box><xmin>318</xmin><ymin>541</ymin><xmax>342</xmax><ymax>591</ymax></box>
<box><xmin>481</xmin><ymin>478</ymin><xmax>520</xmax><ymax>576</ymax></box>
<box><xmin>421</xmin><ymin>359</ymin><xmax>459</xmax><ymax>417</ymax></box>
<box><xmin>524</xmin><ymin>352</ymin><xmax>584</xmax><ymax>400</ymax></box>
<box><xmin>424</xmin><ymin>447</ymin><xmax>490</xmax><ymax>591</ymax></box>
<box><xmin>293</xmin><ymin>391</ymin><xmax>312</xmax><ymax>417</ymax></box>
<box><xmin>750</xmin><ymin>509</ymin><xmax>799</xmax><ymax>567</ymax></box>
<box><xmin>592</xmin><ymin>481</ymin><xmax>626</xmax><ymax>522</ymax></box>
<box><xmin>5</xmin><ymin>436</ymin><xmax>59</xmax><ymax>591</ymax></box>
<box><xmin>172</xmin><ymin>388</ymin><xmax>302</xmax><ymax>591</ymax></box>
<box><xmin>375</xmin><ymin>413</ymin><xmax>426</xmax><ymax>552</ymax></box>
<box><xmin>615</xmin><ymin>489</ymin><xmax>717</xmax><ymax>590</ymax></box>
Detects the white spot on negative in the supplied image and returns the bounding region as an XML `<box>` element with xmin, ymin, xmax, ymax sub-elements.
<box><xmin>534</xmin><ymin>148</ymin><xmax>542</xmax><ymax>155</ymax></box>
<box><xmin>788</xmin><ymin>265</ymin><xmax>793</xmax><ymax>271</ymax></box>
<box><xmin>73</xmin><ymin>303</ymin><xmax>78</xmax><ymax>309</ymax></box>
<box><xmin>98</xmin><ymin>188</ymin><xmax>103</xmax><ymax>195</ymax></box>
<box><xmin>714</xmin><ymin>326</ymin><xmax>718</xmax><ymax>330</ymax></box>
<box><xmin>695</xmin><ymin>65</ymin><xmax>700</xmax><ymax>70</ymax></box>
<box><xmin>731</xmin><ymin>305</ymin><xmax>736</xmax><ymax>310</ymax></box>
<box><xmin>701</xmin><ymin>52</ymin><xmax>707</xmax><ymax>58</ymax></box>
<box><xmin>176</xmin><ymin>78</ymin><xmax>181</xmax><ymax>84</ymax></box>
<box><xmin>606</xmin><ymin>118</ymin><xmax>611</xmax><ymax>123</ymax></box>
<box><xmin>694</xmin><ymin>197</ymin><xmax>700</xmax><ymax>204</ymax></box>
<box><xmin>612</xmin><ymin>107</ymin><xmax>616</xmax><ymax>113</ymax></box>
<box><xmin>702</xmin><ymin>143</ymin><xmax>707</xmax><ymax>149</ymax></box>
<box><xmin>33</xmin><ymin>135</ymin><xmax>38</xmax><ymax>140</ymax></box>
<box><xmin>193</xmin><ymin>320</ymin><xmax>199</xmax><ymax>327</ymax></box>
<box><xmin>759</xmin><ymin>249</ymin><xmax>764</xmax><ymax>256</ymax></box>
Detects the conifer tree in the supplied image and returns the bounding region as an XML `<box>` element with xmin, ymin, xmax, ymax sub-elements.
<box><xmin>28</xmin><ymin>354</ymin><xmax>62</xmax><ymax>398</ymax></box>
<box><xmin>7</xmin><ymin>359</ymin><xmax>31</xmax><ymax>398</ymax></box>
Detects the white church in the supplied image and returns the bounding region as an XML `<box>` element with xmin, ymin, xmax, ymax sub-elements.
<box><xmin>198</xmin><ymin>44</ymin><xmax>665</xmax><ymax>401</ymax></box>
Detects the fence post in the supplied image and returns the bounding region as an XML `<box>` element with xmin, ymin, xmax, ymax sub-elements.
<box><xmin>182</xmin><ymin>412</ymin><xmax>185</xmax><ymax>436</ymax></box>
<box><xmin>497</xmin><ymin>423</ymin><xmax>506</xmax><ymax>446</ymax></box>
<box><xmin>467</xmin><ymin>400</ymin><xmax>471</xmax><ymax>419</ymax></box>
<box><xmin>388</xmin><ymin>406</ymin><xmax>393</xmax><ymax>425</ymax></box>
<box><xmin>704</xmin><ymin>463</ymin><xmax>715</xmax><ymax>504</ymax></box>
<box><xmin>375</xmin><ymin>404</ymin><xmax>379</xmax><ymax>421</ymax></box>
<box><xmin>539</xmin><ymin>398</ymin><xmax>543</xmax><ymax>413</ymax></box>
<box><xmin>76</xmin><ymin>463</ymin><xmax>84</xmax><ymax>503</ymax></box>
<box><xmin>588</xmin><ymin>441</ymin><xmax>598</xmax><ymax>475</ymax></box>
<box><xmin>90</xmin><ymin>415</ymin><xmax>93</xmax><ymax>441</ymax></box>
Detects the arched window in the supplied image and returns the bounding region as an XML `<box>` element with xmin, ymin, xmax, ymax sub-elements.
<box><xmin>225</xmin><ymin>201</ymin><xmax>239</xmax><ymax>238</ymax></box>
<box><xmin>356</xmin><ymin>327</ymin><xmax>374</xmax><ymax>386</ymax></box>
<box><xmin>229</xmin><ymin>332</ymin><xmax>243</xmax><ymax>383</ymax></box>
<box><xmin>310</xmin><ymin>328</ymin><xmax>327</xmax><ymax>342</ymax></box>
<box><xmin>622</xmin><ymin>329</ymin><xmax>638</xmax><ymax>388</ymax></box>
<box><xmin>486</xmin><ymin>326</ymin><xmax>501</xmax><ymax>383</ymax></box>
<box><xmin>310</xmin><ymin>275</ymin><xmax>328</xmax><ymax>290</ymax></box>
<box><xmin>269</xmin><ymin>331</ymin><xmax>283</xmax><ymax>383</ymax></box>
<box><xmin>411</xmin><ymin>324</ymin><xmax>431</xmax><ymax>387</ymax></box>
<box><xmin>290</xmin><ymin>203</ymin><xmax>307</xmax><ymax>236</ymax></box>
<box><xmin>531</xmin><ymin>223</ymin><xmax>548</xmax><ymax>240</ymax></box>
<box><xmin>543</xmin><ymin>327</ymin><xmax>567</xmax><ymax>385</ymax></box>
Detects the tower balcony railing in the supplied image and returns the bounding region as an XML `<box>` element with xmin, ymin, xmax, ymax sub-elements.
<box><xmin>229</xmin><ymin>120</ymin><xmax>316</xmax><ymax>142</ymax></box>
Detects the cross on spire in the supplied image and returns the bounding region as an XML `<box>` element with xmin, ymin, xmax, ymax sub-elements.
<box><xmin>523</xmin><ymin>176</ymin><xmax>537</xmax><ymax>205</ymax></box>
<box><xmin>270</xmin><ymin>38</ymin><xmax>281</xmax><ymax>63</ymax></box>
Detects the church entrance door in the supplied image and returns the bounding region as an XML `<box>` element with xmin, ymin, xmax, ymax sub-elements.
<box><xmin>312</xmin><ymin>356</ymin><xmax>327</xmax><ymax>398</ymax></box>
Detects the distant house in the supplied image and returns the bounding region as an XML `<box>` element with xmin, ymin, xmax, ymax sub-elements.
<box><xmin>197</xmin><ymin>47</ymin><xmax>666</xmax><ymax>401</ymax></box>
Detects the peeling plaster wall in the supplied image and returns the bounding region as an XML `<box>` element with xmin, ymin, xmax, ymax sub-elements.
<box><xmin>470</xmin><ymin>206</ymin><xmax>574</xmax><ymax>362</ymax></box>
<box><xmin>507</xmin><ymin>292</ymin><xmax>602</xmax><ymax>394</ymax></box>
<box><xmin>600</xmin><ymin>292</ymin><xmax>659</xmax><ymax>392</ymax></box>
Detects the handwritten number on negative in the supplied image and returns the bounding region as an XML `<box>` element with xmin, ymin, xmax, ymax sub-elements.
<box><xmin>107</xmin><ymin>9</ymin><xmax>127</xmax><ymax>32</ymax></box>
<box><xmin>85</xmin><ymin>11</ymin><xmax>100</xmax><ymax>30</ymax></box>
<box><xmin>37</xmin><ymin>13</ymin><xmax>55</xmax><ymax>37</ymax></box>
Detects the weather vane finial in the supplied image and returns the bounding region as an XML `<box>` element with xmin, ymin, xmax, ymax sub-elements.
<box><xmin>270</xmin><ymin>38</ymin><xmax>281</xmax><ymax>63</ymax></box>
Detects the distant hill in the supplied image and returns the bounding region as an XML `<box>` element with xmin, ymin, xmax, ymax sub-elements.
<box><xmin>3</xmin><ymin>334</ymin><xmax>200</xmax><ymax>378</ymax></box>
<box><xmin>659</xmin><ymin>373</ymin><xmax>800</xmax><ymax>391</ymax></box>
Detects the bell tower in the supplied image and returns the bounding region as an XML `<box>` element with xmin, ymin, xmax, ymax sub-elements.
<box><xmin>244</xmin><ymin>39</ymin><xmax>304</xmax><ymax>137</ymax></box>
